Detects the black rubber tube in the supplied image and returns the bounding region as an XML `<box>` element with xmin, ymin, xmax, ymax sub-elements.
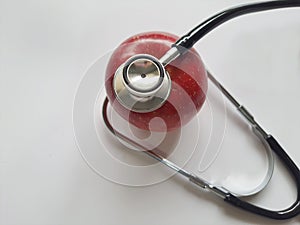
<box><xmin>175</xmin><ymin>0</ymin><xmax>300</xmax><ymax>53</ymax></box>
<box><xmin>224</xmin><ymin>136</ymin><xmax>300</xmax><ymax>220</ymax></box>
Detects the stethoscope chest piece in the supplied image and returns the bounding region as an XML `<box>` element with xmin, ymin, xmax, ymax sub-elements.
<box><xmin>113</xmin><ymin>54</ymin><xmax>171</xmax><ymax>112</ymax></box>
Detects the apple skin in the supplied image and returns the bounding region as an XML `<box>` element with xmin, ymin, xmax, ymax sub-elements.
<box><xmin>105</xmin><ymin>32</ymin><xmax>207</xmax><ymax>132</ymax></box>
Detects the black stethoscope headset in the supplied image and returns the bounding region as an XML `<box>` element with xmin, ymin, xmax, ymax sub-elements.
<box><xmin>101</xmin><ymin>0</ymin><xmax>300</xmax><ymax>220</ymax></box>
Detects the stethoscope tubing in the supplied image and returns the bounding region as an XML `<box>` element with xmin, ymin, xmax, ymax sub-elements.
<box><xmin>103</xmin><ymin>0</ymin><xmax>300</xmax><ymax>220</ymax></box>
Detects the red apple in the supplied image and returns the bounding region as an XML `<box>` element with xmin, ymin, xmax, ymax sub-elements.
<box><xmin>105</xmin><ymin>32</ymin><xmax>207</xmax><ymax>131</ymax></box>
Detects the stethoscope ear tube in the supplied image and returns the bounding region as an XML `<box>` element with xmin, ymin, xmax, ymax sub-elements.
<box><xmin>225</xmin><ymin>136</ymin><xmax>300</xmax><ymax>220</ymax></box>
<box><xmin>207</xmin><ymin>70</ymin><xmax>300</xmax><ymax>219</ymax></box>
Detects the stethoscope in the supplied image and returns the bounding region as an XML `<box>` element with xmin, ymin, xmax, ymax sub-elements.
<box><xmin>101</xmin><ymin>0</ymin><xmax>300</xmax><ymax>220</ymax></box>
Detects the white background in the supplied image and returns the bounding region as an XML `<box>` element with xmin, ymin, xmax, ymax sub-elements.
<box><xmin>1</xmin><ymin>0</ymin><xmax>300</xmax><ymax>224</ymax></box>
